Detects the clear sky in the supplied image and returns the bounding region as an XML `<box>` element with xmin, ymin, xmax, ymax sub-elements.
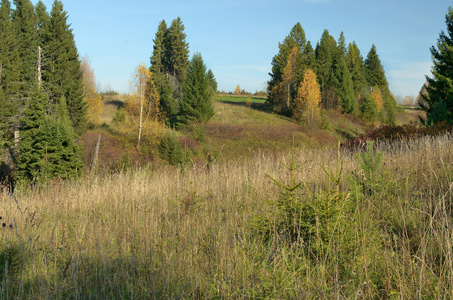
<box><xmin>32</xmin><ymin>0</ymin><xmax>452</xmax><ymax>98</ymax></box>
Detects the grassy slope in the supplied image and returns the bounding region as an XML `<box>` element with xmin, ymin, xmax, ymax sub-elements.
<box><xmin>80</xmin><ymin>94</ymin><xmax>424</xmax><ymax>171</ymax></box>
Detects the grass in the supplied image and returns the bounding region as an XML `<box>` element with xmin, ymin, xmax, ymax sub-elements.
<box><xmin>2</xmin><ymin>131</ymin><xmax>453</xmax><ymax>298</ymax></box>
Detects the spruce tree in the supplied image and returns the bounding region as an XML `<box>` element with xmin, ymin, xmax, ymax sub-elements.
<box><xmin>421</xmin><ymin>5</ymin><xmax>453</xmax><ymax>124</ymax></box>
<box><xmin>17</xmin><ymin>86</ymin><xmax>81</xmax><ymax>183</ymax></box>
<box><xmin>346</xmin><ymin>42</ymin><xmax>366</xmax><ymax>97</ymax></box>
<box><xmin>331</xmin><ymin>56</ymin><xmax>356</xmax><ymax>114</ymax></box>
<box><xmin>206</xmin><ymin>69</ymin><xmax>217</xmax><ymax>93</ymax></box>
<box><xmin>178</xmin><ymin>53</ymin><xmax>214</xmax><ymax>126</ymax></box>
<box><xmin>316</xmin><ymin>29</ymin><xmax>337</xmax><ymax>109</ymax></box>
<box><xmin>150</xmin><ymin>19</ymin><xmax>168</xmax><ymax>74</ymax></box>
<box><xmin>43</xmin><ymin>0</ymin><xmax>86</xmax><ymax>135</ymax></box>
<box><xmin>12</xmin><ymin>0</ymin><xmax>37</xmax><ymax>87</ymax></box>
<box><xmin>167</xmin><ymin>17</ymin><xmax>189</xmax><ymax>82</ymax></box>
<box><xmin>0</xmin><ymin>0</ymin><xmax>21</xmax><ymax>133</ymax></box>
<box><xmin>364</xmin><ymin>44</ymin><xmax>388</xmax><ymax>88</ymax></box>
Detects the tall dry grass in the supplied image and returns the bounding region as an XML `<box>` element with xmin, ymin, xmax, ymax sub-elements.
<box><xmin>1</xmin><ymin>133</ymin><xmax>453</xmax><ymax>298</ymax></box>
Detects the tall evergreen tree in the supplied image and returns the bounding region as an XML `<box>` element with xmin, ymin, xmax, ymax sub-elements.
<box><xmin>268</xmin><ymin>23</ymin><xmax>306</xmax><ymax>93</ymax></box>
<box><xmin>206</xmin><ymin>69</ymin><xmax>217</xmax><ymax>93</ymax></box>
<box><xmin>43</xmin><ymin>0</ymin><xmax>86</xmax><ymax>135</ymax></box>
<box><xmin>302</xmin><ymin>41</ymin><xmax>317</xmax><ymax>74</ymax></box>
<box><xmin>0</xmin><ymin>0</ymin><xmax>21</xmax><ymax>134</ymax></box>
<box><xmin>12</xmin><ymin>0</ymin><xmax>37</xmax><ymax>86</ymax></box>
<box><xmin>346</xmin><ymin>41</ymin><xmax>366</xmax><ymax>97</ymax></box>
<box><xmin>364</xmin><ymin>44</ymin><xmax>388</xmax><ymax>88</ymax></box>
<box><xmin>35</xmin><ymin>1</ymin><xmax>49</xmax><ymax>47</ymax></box>
<box><xmin>167</xmin><ymin>17</ymin><xmax>189</xmax><ymax>82</ymax></box>
<box><xmin>150</xmin><ymin>19</ymin><xmax>168</xmax><ymax>74</ymax></box>
<box><xmin>178</xmin><ymin>53</ymin><xmax>214</xmax><ymax>126</ymax></box>
<box><xmin>331</xmin><ymin>56</ymin><xmax>356</xmax><ymax>114</ymax></box>
<box><xmin>421</xmin><ymin>5</ymin><xmax>453</xmax><ymax>124</ymax></box>
<box><xmin>316</xmin><ymin>29</ymin><xmax>337</xmax><ymax>109</ymax></box>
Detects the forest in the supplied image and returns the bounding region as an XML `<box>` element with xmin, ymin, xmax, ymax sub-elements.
<box><xmin>1</xmin><ymin>0</ymin><xmax>453</xmax><ymax>298</ymax></box>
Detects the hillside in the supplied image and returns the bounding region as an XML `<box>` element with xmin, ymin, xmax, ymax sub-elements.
<box><xmin>80</xmin><ymin>94</ymin><xmax>424</xmax><ymax>172</ymax></box>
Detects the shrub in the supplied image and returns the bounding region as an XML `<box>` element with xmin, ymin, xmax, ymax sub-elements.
<box><xmin>158</xmin><ymin>132</ymin><xmax>191</xmax><ymax>166</ymax></box>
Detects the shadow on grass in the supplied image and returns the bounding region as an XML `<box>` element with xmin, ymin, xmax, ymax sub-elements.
<box><xmin>105</xmin><ymin>99</ymin><xmax>125</xmax><ymax>109</ymax></box>
<box><xmin>218</xmin><ymin>100</ymin><xmax>277</xmax><ymax>115</ymax></box>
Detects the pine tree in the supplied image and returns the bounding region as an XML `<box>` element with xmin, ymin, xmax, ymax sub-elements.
<box><xmin>421</xmin><ymin>5</ymin><xmax>453</xmax><ymax>124</ymax></box>
<box><xmin>178</xmin><ymin>53</ymin><xmax>214</xmax><ymax>126</ymax></box>
<box><xmin>302</xmin><ymin>41</ymin><xmax>316</xmax><ymax>74</ymax></box>
<box><xmin>43</xmin><ymin>0</ymin><xmax>86</xmax><ymax>135</ymax></box>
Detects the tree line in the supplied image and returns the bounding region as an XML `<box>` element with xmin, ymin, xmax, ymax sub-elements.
<box><xmin>268</xmin><ymin>23</ymin><xmax>398</xmax><ymax>124</ymax></box>
<box><xmin>0</xmin><ymin>0</ymin><xmax>86</xmax><ymax>184</ymax></box>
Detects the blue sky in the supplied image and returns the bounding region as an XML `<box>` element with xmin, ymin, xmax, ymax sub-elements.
<box><xmin>33</xmin><ymin>0</ymin><xmax>452</xmax><ymax>98</ymax></box>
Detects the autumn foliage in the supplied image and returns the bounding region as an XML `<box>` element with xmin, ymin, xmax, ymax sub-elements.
<box><xmin>81</xmin><ymin>55</ymin><xmax>103</xmax><ymax>125</ymax></box>
<box><xmin>293</xmin><ymin>69</ymin><xmax>321</xmax><ymax>123</ymax></box>
<box><xmin>123</xmin><ymin>63</ymin><xmax>163</xmax><ymax>147</ymax></box>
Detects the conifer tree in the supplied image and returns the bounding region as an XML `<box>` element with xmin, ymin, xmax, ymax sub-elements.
<box><xmin>331</xmin><ymin>56</ymin><xmax>356</xmax><ymax>114</ymax></box>
<box><xmin>206</xmin><ymin>69</ymin><xmax>217</xmax><ymax>93</ymax></box>
<box><xmin>302</xmin><ymin>41</ymin><xmax>317</xmax><ymax>74</ymax></box>
<box><xmin>268</xmin><ymin>23</ymin><xmax>306</xmax><ymax>93</ymax></box>
<box><xmin>421</xmin><ymin>5</ymin><xmax>453</xmax><ymax>124</ymax></box>
<box><xmin>360</xmin><ymin>93</ymin><xmax>377</xmax><ymax>122</ymax></box>
<box><xmin>346</xmin><ymin>42</ymin><xmax>366</xmax><ymax>97</ymax></box>
<box><xmin>16</xmin><ymin>86</ymin><xmax>81</xmax><ymax>183</ymax></box>
<box><xmin>364</xmin><ymin>44</ymin><xmax>388</xmax><ymax>88</ymax></box>
<box><xmin>178</xmin><ymin>53</ymin><xmax>214</xmax><ymax>126</ymax></box>
<box><xmin>43</xmin><ymin>0</ymin><xmax>86</xmax><ymax>134</ymax></box>
<box><xmin>0</xmin><ymin>0</ymin><xmax>21</xmax><ymax>133</ymax></box>
<box><xmin>12</xmin><ymin>0</ymin><xmax>37</xmax><ymax>86</ymax></box>
<box><xmin>316</xmin><ymin>30</ymin><xmax>337</xmax><ymax>109</ymax></box>
<box><xmin>167</xmin><ymin>17</ymin><xmax>189</xmax><ymax>82</ymax></box>
<box><xmin>150</xmin><ymin>19</ymin><xmax>168</xmax><ymax>74</ymax></box>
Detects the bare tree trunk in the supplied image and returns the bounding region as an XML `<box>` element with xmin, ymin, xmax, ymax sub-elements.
<box><xmin>37</xmin><ymin>46</ymin><xmax>42</xmax><ymax>86</ymax></box>
<box><xmin>91</xmin><ymin>134</ymin><xmax>101</xmax><ymax>174</ymax></box>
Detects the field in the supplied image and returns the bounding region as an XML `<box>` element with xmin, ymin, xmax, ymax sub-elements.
<box><xmin>2</xmin><ymin>94</ymin><xmax>445</xmax><ymax>298</ymax></box>
<box><xmin>1</xmin><ymin>131</ymin><xmax>453</xmax><ymax>298</ymax></box>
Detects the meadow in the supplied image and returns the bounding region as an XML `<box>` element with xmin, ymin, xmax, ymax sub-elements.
<box><xmin>1</xmin><ymin>129</ymin><xmax>453</xmax><ymax>298</ymax></box>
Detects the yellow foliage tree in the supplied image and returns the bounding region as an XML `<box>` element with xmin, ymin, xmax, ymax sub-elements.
<box><xmin>234</xmin><ymin>84</ymin><xmax>241</xmax><ymax>95</ymax></box>
<box><xmin>80</xmin><ymin>55</ymin><xmax>102</xmax><ymax>125</ymax></box>
<box><xmin>293</xmin><ymin>69</ymin><xmax>321</xmax><ymax>124</ymax></box>
<box><xmin>127</xmin><ymin>63</ymin><xmax>162</xmax><ymax>147</ymax></box>
<box><xmin>371</xmin><ymin>86</ymin><xmax>383</xmax><ymax>112</ymax></box>
<box><xmin>281</xmin><ymin>46</ymin><xmax>299</xmax><ymax>109</ymax></box>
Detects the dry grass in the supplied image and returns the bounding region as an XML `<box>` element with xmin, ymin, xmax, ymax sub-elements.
<box><xmin>2</xmin><ymin>132</ymin><xmax>453</xmax><ymax>298</ymax></box>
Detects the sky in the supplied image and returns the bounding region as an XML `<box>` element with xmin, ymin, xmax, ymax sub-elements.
<box><xmin>32</xmin><ymin>0</ymin><xmax>453</xmax><ymax>98</ymax></box>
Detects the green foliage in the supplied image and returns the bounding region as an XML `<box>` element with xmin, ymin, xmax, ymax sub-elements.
<box><xmin>178</xmin><ymin>53</ymin><xmax>214</xmax><ymax>126</ymax></box>
<box><xmin>112</xmin><ymin>107</ymin><xmax>126</xmax><ymax>124</ymax></box>
<box><xmin>16</xmin><ymin>87</ymin><xmax>82</xmax><ymax>184</ymax></box>
<box><xmin>42</xmin><ymin>0</ymin><xmax>86</xmax><ymax>135</ymax></box>
<box><xmin>421</xmin><ymin>6</ymin><xmax>453</xmax><ymax>124</ymax></box>
<box><xmin>424</xmin><ymin>98</ymin><xmax>453</xmax><ymax>125</ymax></box>
<box><xmin>360</xmin><ymin>93</ymin><xmax>377</xmax><ymax>122</ymax></box>
<box><xmin>346</xmin><ymin>41</ymin><xmax>366</xmax><ymax>98</ymax></box>
<box><xmin>158</xmin><ymin>131</ymin><xmax>190</xmax><ymax>166</ymax></box>
<box><xmin>245</xmin><ymin>97</ymin><xmax>252</xmax><ymax>109</ymax></box>
<box><xmin>0</xmin><ymin>241</ymin><xmax>22</xmax><ymax>283</ymax></box>
<box><xmin>353</xmin><ymin>141</ymin><xmax>383</xmax><ymax>195</ymax></box>
<box><xmin>331</xmin><ymin>55</ymin><xmax>356</xmax><ymax>114</ymax></box>
<box><xmin>364</xmin><ymin>45</ymin><xmax>388</xmax><ymax>88</ymax></box>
